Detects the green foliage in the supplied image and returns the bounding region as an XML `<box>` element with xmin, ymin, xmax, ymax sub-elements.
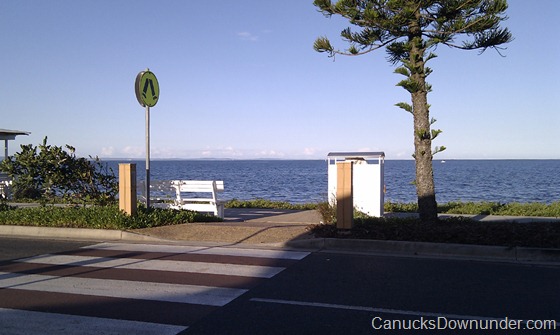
<box><xmin>440</xmin><ymin>201</ymin><xmax>560</xmax><ymax>217</ymax></box>
<box><xmin>430</xmin><ymin>129</ymin><xmax>443</xmax><ymax>140</ymax></box>
<box><xmin>225</xmin><ymin>198</ymin><xmax>316</xmax><ymax>210</ymax></box>
<box><xmin>313</xmin><ymin>36</ymin><xmax>334</xmax><ymax>54</ymax></box>
<box><xmin>384</xmin><ymin>201</ymin><xmax>419</xmax><ymax>213</ymax></box>
<box><xmin>395</xmin><ymin>102</ymin><xmax>413</xmax><ymax>114</ymax></box>
<box><xmin>0</xmin><ymin>201</ymin><xmax>15</xmax><ymax>212</ymax></box>
<box><xmin>433</xmin><ymin>145</ymin><xmax>447</xmax><ymax>155</ymax></box>
<box><xmin>316</xmin><ymin>201</ymin><xmax>391</xmax><ymax>224</ymax></box>
<box><xmin>316</xmin><ymin>201</ymin><xmax>337</xmax><ymax>223</ymax></box>
<box><xmin>386</xmin><ymin>201</ymin><xmax>560</xmax><ymax>218</ymax></box>
<box><xmin>438</xmin><ymin>201</ymin><xmax>503</xmax><ymax>215</ymax></box>
<box><xmin>396</xmin><ymin>77</ymin><xmax>422</xmax><ymax>93</ymax></box>
<box><xmin>0</xmin><ymin>204</ymin><xmax>219</xmax><ymax>230</ymax></box>
<box><xmin>310</xmin><ymin>216</ymin><xmax>560</xmax><ymax>248</ymax></box>
<box><xmin>127</xmin><ymin>204</ymin><xmax>221</xmax><ymax>229</ymax></box>
<box><xmin>499</xmin><ymin>202</ymin><xmax>560</xmax><ymax>217</ymax></box>
<box><xmin>0</xmin><ymin>137</ymin><xmax>117</xmax><ymax>205</ymax></box>
<box><xmin>394</xmin><ymin>66</ymin><xmax>410</xmax><ymax>77</ymax></box>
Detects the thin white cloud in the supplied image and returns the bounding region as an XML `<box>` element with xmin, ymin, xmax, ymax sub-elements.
<box><xmin>121</xmin><ymin>146</ymin><xmax>144</xmax><ymax>158</ymax></box>
<box><xmin>100</xmin><ymin>146</ymin><xmax>115</xmax><ymax>156</ymax></box>
<box><xmin>222</xmin><ymin>147</ymin><xmax>244</xmax><ymax>157</ymax></box>
<box><xmin>303</xmin><ymin>147</ymin><xmax>317</xmax><ymax>156</ymax></box>
<box><xmin>236</xmin><ymin>31</ymin><xmax>258</xmax><ymax>41</ymax></box>
<box><xmin>255</xmin><ymin>150</ymin><xmax>285</xmax><ymax>158</ymax></box>
<box><xmin>199</xmin><ymin>148</ymin><xmax>243</xmax><ymax>158</ymax></box>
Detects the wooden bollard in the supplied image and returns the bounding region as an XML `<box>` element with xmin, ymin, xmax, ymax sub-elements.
<box><xmin>336</xmin><ymin>161</ymin><xmax>353</xmax><ymax>229</ymax></box>
<box><xmin>119</xmin><ymin>163</ymin><xmax>137</xmax><ymax>216</ymax></box>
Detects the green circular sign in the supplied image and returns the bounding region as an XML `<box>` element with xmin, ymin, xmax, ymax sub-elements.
<box><xmin>135</xmin><ymin>70</ymin><xmax>159</xmax><ymax>107</ymax></box>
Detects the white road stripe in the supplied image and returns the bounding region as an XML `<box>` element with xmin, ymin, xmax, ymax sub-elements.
<box><xmin>0</xmin><ymin>272</ymin><xmax>247</xmax><ymax>306</ymax></box>
<box><xmin>252</xmin><ymin>297</ymin><xmax>493</xmax><ymax>319</ymax></box>
<box><xmin>251</xmin><ymin>298</ymin><xmax>560</xmax><ymax>327</ymax></box>
<box><xmin>17</xmin><ymin>254</ymin><xmax>284</xmax><ymax>278</ymax></box>
<box><xmin>190</xmin><ymin>246</ymin><xmax>310</xmax><ymax>260</ymax></box>
<box><xmin>84</xmin><ymin>242</ymin><xmax>310</xmax><ymax>260</ymax></box>
<box><xmin>0</xmin><ymin>308</ymin><xmax>186</xmax><ymax>335</ymax></box>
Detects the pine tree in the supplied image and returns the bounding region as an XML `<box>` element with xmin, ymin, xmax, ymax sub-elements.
<box><xmin>313</xmin><ymin>0</ymin><xmax>512</xmax><ymax>221</ymax></box>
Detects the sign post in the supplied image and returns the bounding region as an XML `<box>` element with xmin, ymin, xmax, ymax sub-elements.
<box><xmin>135</xmin><ymin>69</ymin><xmax>159</xmax><ymax>208</ymax></box>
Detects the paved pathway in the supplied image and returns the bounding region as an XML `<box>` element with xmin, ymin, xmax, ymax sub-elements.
<box><xmin>133</xmin><ymin>209</ymin><xmax>322</xmax><ymax>245</ymax></box>
<box><xmin>0</xmin><ymin>242</ymin><xmax>309</xmax><ymax>334</ymax></box>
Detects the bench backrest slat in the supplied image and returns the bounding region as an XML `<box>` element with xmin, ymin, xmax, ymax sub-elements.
<box><xmin>136</xmin><ymin>180</ymin><xmax>224</xmax><ymax>207</ymax></box>
<box><xmin>171</xmin><ymin>180</ymin><xmax>224</xmax><ymax>193</ymax></box>
<box><xmin>170</xmin><ymin>180</ymin><xmax>224</xmax><ymax>205</ymax></box>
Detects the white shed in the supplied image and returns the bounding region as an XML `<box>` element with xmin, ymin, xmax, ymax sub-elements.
<box><xmin>327</xmin><ymin>152</ymin><xmax>385</xmax><ymax>217</ymax></box>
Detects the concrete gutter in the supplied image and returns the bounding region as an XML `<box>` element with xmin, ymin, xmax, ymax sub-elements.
<box><xmin>284</xmin><ymin>238</ymin><xmax>560</xmax><ymax>265</ymax></box>
<box><xmin>0</xmin><ymin>225</ymin><xmax>169</xmax><ymax>242</ymax></box>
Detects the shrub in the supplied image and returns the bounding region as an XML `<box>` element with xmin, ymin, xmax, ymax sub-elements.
<box><xmin>384</xmin><ymin>202</ymin><xmax>418</xmax><ymax>213</ymax></box>
<box><xmin>310</xmin><ymin>216</ymin><xmax>560</xmax><ymax>248</ymax></box>
<box><xmin>438</xmin><ymin>201</ymin><xmax>504</xmax><ymax>215</ymax></box>
<box><xmin>225</xmin><ymin>198</ymin><xmax>316</xmax><ymax>210</ymax></box>
<box><xmin>0</xmin><ymin>204</ymin><xmax>220</xmax><ymax>230</ymax></box>
<box><xmin>0</xmin><ymin>137</ymin><xmax>117</xmax><ymax>205</ymax></box>
<box><xmin>385</xmin><ymin>201</ymin><xmax>560</xmax><ymax>218</ymax></box>
<box><xmin>317</xmin><ymin>201</ymin><xmax>336</xmax><ymax>224</ymax></box>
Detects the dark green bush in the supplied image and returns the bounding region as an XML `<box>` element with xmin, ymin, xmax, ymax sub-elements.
<box><xmin>0</xmin><ymin>204</ymin><xmax>219</xmax><ymax>230</ymax></box>
<box><xmin>225</xmin><ymin>198</ymin><xmax>316</xmax><ymax>210</ymax></box>
<box><xmin>0</xmin><ymin>137</ymin><xmax>117</xmax><ymax>205</ymax></box>
<box><xmin>384</xmin><ymin>201</ymin><xmax>560</xmax><ymax>218</ymax></box>
<box><xmin>311</xmin><ymin>216</ymin><xmax>560</xmax><ymax>248</ymax></box>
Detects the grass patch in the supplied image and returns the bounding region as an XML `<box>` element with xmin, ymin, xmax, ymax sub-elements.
<box><xmin>311</xmin><ymin>216</ymin><xmax>560</xmax><ymax>248</ymax></box>
<box><xmin>0</xmin><ymin>204</ymin><xmax>220</xmax><ymax>230</ymax></box>
<box><xmin>385</xmin><ymin>201</ymin><xmax>560</xmax><ymax>217</ymax></box>
<box><xmin>225</xmin><ymin>198</ymin><xmax>317</xmax><ymax>210</ymax></box>
<box><xmin>316</xmin><ymin>201</ymin><xmax>560</xmax><ymax>248</ymax></box>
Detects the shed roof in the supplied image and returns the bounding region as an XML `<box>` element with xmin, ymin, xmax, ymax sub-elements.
<box><xmin>0</xmin><ymin>129</ymin><xmax>31</xmax><ymax>140</ymax></box>
<box><xmin>327</xmin><ymin>152</ymin><xmax>385</xmax><ymax>158</ymax></box>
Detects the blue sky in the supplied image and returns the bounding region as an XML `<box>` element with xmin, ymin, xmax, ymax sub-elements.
<box><xmin>2</xmin><ymin>0</ymin><xmax>559</xmax><ymax>160</ymax></box>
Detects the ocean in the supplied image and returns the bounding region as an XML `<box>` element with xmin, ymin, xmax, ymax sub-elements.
<box><xmin>107</xmin><ymin>159</ymin><xmax>560</xmax><ymax>204</ymax></box>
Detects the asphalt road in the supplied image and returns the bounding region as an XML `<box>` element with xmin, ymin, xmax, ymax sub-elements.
<box><xmin>0</xmin><ymin>237</ymin><xmax>558</xmax><ymax>334</ymax></box>
<box><xmin>183</xmin><ymin>252</ymin><xmax>560</xmax><ymax>335</ymax></box>
<box><xmin>0</xmin><ymin>236</ymin><xmax>97</xmax><ymax>261</ymax></box>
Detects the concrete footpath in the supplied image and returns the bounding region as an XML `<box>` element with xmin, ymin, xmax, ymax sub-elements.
<box><xmin>1</xmin><ymin>208</ymin><xmax>559</xmax><ymax>264</ymax></box>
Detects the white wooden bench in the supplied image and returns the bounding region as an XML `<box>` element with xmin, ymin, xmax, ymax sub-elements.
<box><xmin>137</xmin><ymin>180</ymin><xmax>176</xmax><ymax>205</ymax></box>
<box><xmin>169</xmin><ymin>180</ymin><xmax>225</xmax><ymax>218</ymax></box>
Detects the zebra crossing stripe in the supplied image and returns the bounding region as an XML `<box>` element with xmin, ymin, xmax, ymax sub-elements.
<box><xmin>16</xmin><ymin>254</ymin><xmax>285</xmax><ymax>278</ymax></box>
<box><xmin>0</xmin><ymin>243</ymin><xmax>311</xmax><ymax>334</ymax></box>
<box><xmin>0</xmin><ymin>271</ymin><xmax>247</xmax><ymax>306</ymax></box>
<box><xmin>84</xmin><ymin>242</ymin><xmax>310</xmax><ymax>260</ymax></box>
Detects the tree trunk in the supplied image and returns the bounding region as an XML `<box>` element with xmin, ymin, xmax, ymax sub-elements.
<box><xmin>409</xmin><ymin>29</ymin><xmax>438</xmax><ymax>222</ymax></box>
<box><xmin>412</xmin><ymin>90</ymin><xmax>438</xmax><ymax>222</ymax></box>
